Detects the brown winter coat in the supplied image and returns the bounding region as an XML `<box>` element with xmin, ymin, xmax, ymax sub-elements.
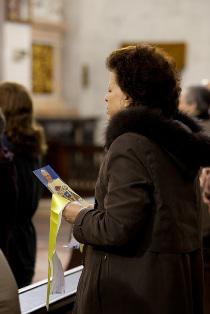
<box><xmin>73</xmin><ymin>107</ymin><xmax>210</xmax><ymax>314</ymax></box>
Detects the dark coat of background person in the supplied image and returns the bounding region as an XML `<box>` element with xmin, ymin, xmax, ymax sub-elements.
<box><xmin>0</xmin><ymin>250</ymin><xmax>20</xmax><ymax>314</ymax></box>
<box><xmin>0</xmin><ymin>82</ymin><xmax>47</xmax><ymax>288</ymax></box>
<box><xmin>200</xmin><ymin>119</ymin><xmax>210</xmax><ymax>314</ymax></box>
<box><xmin>0</xmin><ymin>145</ymin><xmax>17</xmax><ymax>258</ymax></box>
<box><xmin>72</xmin><ymin>107</ymin><xmax>210</xmax><ymax>314</ymax></box>
<box><xmin>5</xmin><ymin>144</ymin><xmax>42</xmax><ymax>288</ymax></box>
<box><xmin>200</xmin><ymin>119</ymin><xmax>210</xmax><ymax>239</ymax></box>
<box><xmin>0</xmin><ymin>110</ymin><xmax>18</xmax><ymax>268</ymax></box>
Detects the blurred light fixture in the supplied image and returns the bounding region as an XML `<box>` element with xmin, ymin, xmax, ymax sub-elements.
<box><xmin>13</xmin><ymin>49</ymin><xmax>29</xmax><ymax>62</ymax></box>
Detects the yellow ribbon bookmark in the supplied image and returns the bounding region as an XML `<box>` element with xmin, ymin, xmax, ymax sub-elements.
<box><xmin>46</xmin><ymin>194</ymin><xmax>69</xmax><ymax>310</ymax></box>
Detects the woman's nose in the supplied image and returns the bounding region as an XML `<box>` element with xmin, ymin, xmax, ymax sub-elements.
<box><xmin>105</xmin><ymin>94</ymin><xmax>108</xmax><ymax>102</ymax></box>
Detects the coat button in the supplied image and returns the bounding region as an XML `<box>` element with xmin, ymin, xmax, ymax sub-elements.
<box><xmin>104</xmin><ymin>255</ymin><xmax>107</xmax><ymax>260</ymax></box>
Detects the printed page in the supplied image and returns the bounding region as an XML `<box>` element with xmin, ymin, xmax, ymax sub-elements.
<box><xmin>33</xmin><ymin>164</ymin><xmax>88</xmax><ymax>207</ymax></box>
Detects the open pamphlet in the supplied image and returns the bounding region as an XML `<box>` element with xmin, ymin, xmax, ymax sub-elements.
<box><xmin>33</xmin><ymin>165</ymin><xmax>88</xmax><ymax>309</ymax></box>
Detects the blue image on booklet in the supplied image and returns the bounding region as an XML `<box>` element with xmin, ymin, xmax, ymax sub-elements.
<box><xmin>33</xmin><ymin>165</ymin><xmax>60</xmax><ymax>188</ymax></box>
<box><xmin>33</xmin><ymin>164</ymin><xmax>87</xmax><ymax>205</ymax></box>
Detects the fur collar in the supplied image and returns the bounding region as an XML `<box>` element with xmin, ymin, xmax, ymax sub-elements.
<box><xmin>105</xmin><ymin>106</ymin><xmax>210</xmax><ymax>172</ymax></box>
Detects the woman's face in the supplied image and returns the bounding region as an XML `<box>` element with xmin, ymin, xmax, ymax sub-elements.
<box><xmin>105</xmin><ymin>71</ymin><xmax>129</xmax><ymax>119</ymax></box>
<box><xmin>179</xmin><ymin>91</ymin><xmax>198</xmax><ymax>116</ymax></box>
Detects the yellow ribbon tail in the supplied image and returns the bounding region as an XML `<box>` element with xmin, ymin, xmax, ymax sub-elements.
<box><xmin>46</xmin><ymin>194</ymin><xmax>69</xmax><ymax>310</ymax></box>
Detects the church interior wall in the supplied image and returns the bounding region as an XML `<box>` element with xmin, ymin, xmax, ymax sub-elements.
<box><xmin>62</xmin><ymin>0</ymin><xmax>210</xmax><ymax>142</ymax></box>
<box><xmin>1</xmin><ymin>0</ymin><xmax>210</xmax><ymax>143</ymax></box>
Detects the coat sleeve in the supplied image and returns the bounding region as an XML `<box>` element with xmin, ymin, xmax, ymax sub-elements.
<box><xmin>73</xmin><ymin>134</ymin><xmax>154</xmax><ymax>247</ymax></box>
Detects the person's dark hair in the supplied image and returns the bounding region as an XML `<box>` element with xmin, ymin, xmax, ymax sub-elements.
<box><xmin>0</xmin><ymin>82</ymin><xmax>47</xmax><ymax>156</ymax></box>
<box><xmin>184</xmin><ymin>86</ymin><xmax>210</xmax><ymax>119</ymax></box>
<box><xmin>106</xmin><ymin>44</ymin><xmax>181</xmax><ymax>118</ymax></box>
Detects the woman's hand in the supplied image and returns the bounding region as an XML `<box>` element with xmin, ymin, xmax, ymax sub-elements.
<box><xmin>62</xmin><ymin>201</ymin><xmax>94</xmax><ymax>224</ymax></box>
<box><xmin>62</xmin><ymin>201</ymin><xmax>82</xmax><ymax>224</ymax></box>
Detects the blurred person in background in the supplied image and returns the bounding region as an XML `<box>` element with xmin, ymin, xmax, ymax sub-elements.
<box><xmin>0</xmin><ymin>249</ymin><xmax>20</xmax><ymax>314</ymax></box>
<box><xmin>201</xmin><ymin>79</ymin><xmax>210</xmax><ymax>90</ymax></box>
<box><xmin>0</xmin><ymin>82</ymin><xmax>47</xmax><ymax>288</ymax></box>
<box><xmin>62</xmin><ymin>45</ymin><xmax>210</xmax><ymax>314</ymax></box>
<box><xmin>0</xmin><ymin>109</ymin><xmax>20</xmax><ymax>313</ymax></box>
<box><xmin>179</xmin><ymin>85</ymin><xmax>210</xmax><ymax>313</ymax></box>
<box><xmin>179</xmin><ymin>85</ymin><xmax>210</xmax><ymax>128</ymax></box>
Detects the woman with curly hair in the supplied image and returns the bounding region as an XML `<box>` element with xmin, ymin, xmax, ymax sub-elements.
<box><xmin>0</xmin><ymin>82</ymin><xmax>47</xmax><ymax>288</ymax></box>
<box><xmin>62</xmin><ymin>44</ymin><xmax>209</xmax><ymax>314</ymax></box>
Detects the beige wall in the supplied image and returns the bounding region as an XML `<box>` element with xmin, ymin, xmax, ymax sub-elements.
<box><xmin>2</xmin><ymin>22</ymin><xmax>31</xmax><ymax>89</ymax></box>
<box><xmin>1</xmin><ymin>1</ymin><xmax>210</xmax><ymax>143</ymax></box>
<box><xmin>62</xmin><ymin>0</ymin><xmax>210</xmax><ymax>142</ymax></box>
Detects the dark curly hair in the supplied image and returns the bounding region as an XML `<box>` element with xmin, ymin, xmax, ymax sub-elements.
<box><xmin>106</xmin><ymin>44</ymin><xmax>181</xmax><ymax>118</ymax></box>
